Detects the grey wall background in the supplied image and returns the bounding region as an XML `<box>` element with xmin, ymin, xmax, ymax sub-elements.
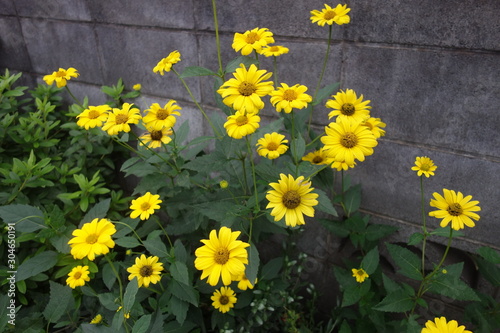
<box><xmin>1</xmin><ymin>0</ymin><xmax>499</xmax><ymax>306</ymax></box>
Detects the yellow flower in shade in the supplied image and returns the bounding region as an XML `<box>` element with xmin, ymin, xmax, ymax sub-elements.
<box><xmin>132</xmin><ymin>84</ymin><xmax>141</xmax><ymax>91</ymax></box>
<box><xmin>101</xmin><ymin>103</ymin><xmax>141</xmax><ymax>135</ymax></box>
<box><xmin>362</xmin><ymin>117</ymin><xmax>386</xmax><ymax>138</ymax></box>
<box><xmin>412</xmin><ymin>156</ymin><xmax>437</xmax><ymax>178</ymax></box>
<box><xmin>153</xmin><ymin>50</ymin><xmax>181</xmax><ymax>75</ymax></box>
<box><xmin>139</xmin><ymin>127</ymin><xmax>173</xmax><ymax>149</ymax></box>
<box><xmin>326</xmin><ymin>89</ymin><xmax>371</xmax><ymax>123</ymax></box>
<box><xmin>321</xmin><ymin>119</ymin><xmax>378</xmax><ymax>165</ymax></box>
<box><xmin>90</xmin><ymin>314</ymin><xmax>103</xmax><ymax>324</ymax></box>
<box><xmin>232</xmin><ymin>27</ymin><xmax>275</xmax><ymax>56</ymax></box>
<box><xmin>130</xmin><ymin>192</ymin><xmax>162</xmax><ymax>220</ymax></box>
<box><xmin>211</xmin><ymin>286</ymin><xmax>237</xmax><ymax>313</ymax></box>
<box><xmin>43</xmin><ymin>67</ymin><xmax>79</xmax><ymax>88</ymax></box>
<box><xmin>429</xmin><ymin>189</ymin><xmax>480</xmax><ymax>231</ymax></box>
<box><xmin>76</xmin><ymin>105</ymin><xmax>111</xmax><ymax>130</ymax></box>
<box><xmin>219</xmin><ymin>180</ymin><xmax>229</xmax><ymax>189</ymax></box>
<box><xmin>68</xmin><ymin>218</ymin><xmax>116</xmax><ymax>260</ymax></box>
<box><xmin>310</xmin><ymin>4</ymin><xmax>351</xmax><ymax>26</ymax></box>
<box><xmin>256</xmin><ymin>132</ymin><xmax>289</xmax><ymax>160</ymax></box>
<box><xmin>116</xmin><ymin>307</ymin><xmax>130</xmax><ymax>319</ymax></box>
<box><xmin>127</xmin><ymin>254</ymin><xmax>164</xmax><ymax>288</ymax></box>
<box><xmin>331</xmin><ymin>159</ymin><xmax>356</xmax><ymax>171</ymax></box>
<box><xmin>235</xmin><ymin>273</ymin><xmax>257</xmax><ymax>291</ymax></box>
<box><xmin>66</xmin><ymin>265</ymin><xmax>90</xmax><ymax>288</ymax></box>
<box><xmin>261</xmin><ymin>45</ymin><xmax>289</xmax><ymax>57</ymax></box>
<box><xmin>302</xmin><ymin>148</ymin><xmax>334</xmax><ymax>166</ymax></box>
<box><xmin>266</xmin><ymin>174</ymin><xmax>319</xmax><ymax>227</ymax></box>
<box><xmin>351</xmin><ymin>268</ymin><xmax>369</xmax><ymax>283</ymax></box>
<box><xmin>194</xmin><ymin>226</ymin><xmax>250</xmax><ymax>286</ymax></box>
<box><xmin>270</xmin><ymin>83</ymin><xmax>313</xmax><ymax>113</ymax></box>
<box><xmin>224</xmin><ymin>110</ymin><xmax>261</xmax><ymax>139</ymax></box>
<box><xmin>217</xmin><ymin>64</ymin><xmax>273</xmax><ymax>114</ymax></box>
<box><xmin>421</xmin><ymin>317</ymin><xmax>472</xmax><ymax>333</ymax></box>
<box><xmin>143</xmin><ymin>101</ymin><xmax>182</xmax><ymax>131</ymax></box>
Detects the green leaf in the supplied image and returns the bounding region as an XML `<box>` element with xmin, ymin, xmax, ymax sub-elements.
<box><xmin>143</xmin><ymin>232</ymin><xmax>169</xmax><ymax>258</ymax></box>
<box><xmin>361</xmin><ymin>246</ymin><xmax>379</xmax><ymax>275</ymax></box>
<box><xmin>224</xmin><ymin>56</ymin><xmax>259</xmax><ymax>74</ymax></box>
<box><xmin>382</xmin><ymin>274</ymin><xmax>401</xmax><ymax>293</ymax></box>
<box><xmin>179</xmin><ymin>66</ymin><xmax>217</xmax><ymax>78</ymax></box>
<box><xmin>292</xmin><ymin>133</ymin><xmax>306</xmax><ymax>163</ymax></box>
<box><xmin>407</xmin><ymin>232</ymin><xmax>424</xmax><ymax>246</ymax></box>
<box><xmin>315</xmin><ymin>189</ymin><xmax>338</xmax><ymax>217</ymax></box>
<box><xmin>43</xmin><ymin>281</ymin><xmax>73</xmax><ymax>323</ymax></box>
<box><xmin>246</xmin><ymin>244</ymin><xmax>260</xmax><ymax>284</ymax></box>
<box><xmin>0</xmin><ymin>204</ymin><xmax>46</xmax><ymax>233</ymax></box>
<box><xmin>132</xmin><ymin>314</ymin><xmax>152</xmax><ymax>333</ymax></box>
<box><xmin>123</xmin><ymin>278</ymin><xmax>139</xmax><ymax>313</ymax></box>
<box><xmin>170</xmin><ymin>261</ymin><xmax>190</xmax><ymax>286</ymax></box>
<box><xmin>261</xmin><ymin>257</ymin><xmax>283</xmax><ymax>280</ymax></box>
<box><xmin>102</xmin><ymin>262</ymin><xmax>117</xmax><ymax>290</ymax></box>
<box><xmin>173</xmin><ymin>239</ymin><xmax>187</xmax><ymax>263</ymax></box>
<box><xmin>342</xmin><ymin>280</ymin><xmax>371</xmax><ymax>307</ymax></box>
<box><xmin>169</xmin><ymin>296</ymin><xmax>188</xmax><ymax>325</ymax></box>
<box><xmin>477</xmin><ymin>246</ymin><xmax>500</xmax><ymax>264</ymax></box>
<box><xmin>343</xmin><ymin>184</ymin><xmax>361</xmax><ymax>216</ymax></box>
<box><xmin>17</xmin><ymin>251</ymin><xmax>58</xmax><ymax>281</ymax></box>
<box><xmin>385</xmin><ymin>243</ymin><xmax>422</xmax><ymax>281</ymax></box>
<box><xmin>373</xmin><ymin>288</ymin><xmax>414</xmax><ymax>312</ymax></box>
<box><xmin>115</xmin><ymin>236</ymin><xmax>141</xmax><ymax>248</ymax></box>
<box><xmin>317</xmin><ymin>218</ymin><xmax>349</xmax><ymax>237</ymax></box>
<box><xmin>475</xmin><ymin>256</ymin><xmax>500</xmax><ymax>286</ymax></box>
<box><xmin>170</xmin><ymin>280</ymin><xmax>198</xmax><ymax>306</ymax></box>
<box><xmin>81</xmin><ymin>199</ymin><xmax>111</xmax><ymax>225</ymax></box>
<box><xmin>428</xmin><ymin>263</ymin><xmax>480</xmax><ymax>301</ymax></box>
<box><xmin>365</xmin><ymin>224</ymin><xmax>397</xmax><ymax>241</ymax></box>
<box><xmin>312</xmin><ymin>82</ymin><xmax>340</xmax><ymax>106</ymax></box>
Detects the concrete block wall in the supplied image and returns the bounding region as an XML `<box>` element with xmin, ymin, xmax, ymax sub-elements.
<box><xmin>1</xmin><ymin>0</ymin><xmax>499</xmax><ymax>266</ymax></box>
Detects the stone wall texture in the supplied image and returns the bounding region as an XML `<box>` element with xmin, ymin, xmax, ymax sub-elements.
<box><xmin>1</xmin><ymin>0</ymin><xmax>499</xmax><ymax>305</ymax></box>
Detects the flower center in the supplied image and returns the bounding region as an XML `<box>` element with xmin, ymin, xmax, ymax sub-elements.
<box><xmin>340</xmin><ymin>132</ymin><xmax>358</xmax><ymax>148</ymax></box>
<box><xmin>420</xmin><ymin>163</ymin><xmax>430</xmax><ymax>171</ymax></box>
<box><xmin>245</xmin><ymin>32</ymin><xmax>260</xmax><ymax>44</ymax></box>
<box><xmin>74</xmin><ymin>272</ymin><xmax>82</xmax><ymax>279</ymax></box>
<box><xmin>235</xmin><ymin>115</ymin><xmax>248</xmax><ymax>126</ymax></box>
<box><xmin>141</xmin><ymin>202</ymin><xmax>151</xmax><ymax>211</ymax></box>
<box><xmin>139</xmin><ymin>265</ymin><xmax>153</xmax><ymax>277</ymax></box>
<box><xmin>266</xmin><ymin>142</ymin><xmax>279</xmax><ymax>151</ymax></box>
<box><xmin>312</xmin><ymin>156</ymin><xmax>324</xmax><ymax>164</ymax></box>
<box><xmin>282</xmin><ymin>190</ymin><xmax>301</xmax><ymax>209</ymax></box>
<box><xmin>150</xmin><ymin>130</ymin><xmax>163</xmax><ymax>141</ymax></box>
<box><xmin>86</xmin><ymin>233</ymin><xmax>98</xmax><ymax>244</ymax></box>
<box><xmin>88</xmin><ymin>110</ymin><xmax>101</xmax><ymax>119</ymax></box>
<box><xmin>341</xmin><ymin>103</ymin><xmax>355</xmax><ymax>116</ymax></box>
<box><xmin>219</xmin><ymin>296</ymin><xmax>229</xmax><ymax>305</ymax></box>
<box><xmin>55</xmin><ymin>70</ymin><xmax>67</xmax><ymax>78</ymax></box>
<box><xmin>115</xmin><ymin>113</ymin><xmax>129</xmax><ymax>124</ymax></box>
<box><xmin>214</xmin><ymin>248</ymin><xmax>230</xmax><ymax>265</ymax></box>
<box><xmin>282</xmin><ymin>89</ymin><xmax>298</xmax><ymax>101</ymax></box>
<box><xmin>156</xmin><ymin>109</ymin><xmax>169</xmax><ymax>120</ymax></box>
<box><xmin>269</xmin><ymin>46</ymin><xmax>279</xmax><ymax>52</ymax></box>
<box><xmin>447</xmin><ymin>203</ymin><xmax>463</xmax><ymax>216</ymax></box>
<box><xmin>324</xmin><ymin>10</ymin><xmax>337</xmax><ymax>20</ymax></box>
<box><xmin>357</xmin><ymin>270</ymin><xmax>365</xmax><ymax>276</ymax></box>
<box><xmin>238</xmin><ymin>81</ymin><xmax>257</xmax><ymax>96</ymax></box>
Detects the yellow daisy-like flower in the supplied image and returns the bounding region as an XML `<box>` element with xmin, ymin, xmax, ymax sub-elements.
<box><xmin>411</xmin><ymin>156</ymin><xmax>437</xmax><ymax>178</ymax></box>
<box><xmin>211</xmin><ymin>286</ymin><xmax>237</xmax><ymax>313</ymax></box>
<box><xmin>351</xmin><ymin>268</ymin><xmax>369</xmax><ymax>283</ymax></box>
<box><xmin>139</xmin><ymin>127</ymin><xmax>173</xmax><ymax>149</ymax></box>
<box><xmin>362</xmin><ymin>117</ymin><xmax>386</xmax><ymax>138</ymax></box>
<box><xmin>101</xmin><ymin>103</ymin><xmax>141</xmax><ymax>135</ymax></box>
<box><xmin>266</xmin><ymin>174</ymin><xmax>319</xmax><ymax>227</ymax></box>
<box><xmin>310</xmin><ymin>4</ymin><xmax>351</xmax><ymax>26</ymax></box>
<box><xmin>130</xmin><ymin>192</ymin><xmax>162</xmax><ymax>220</ymax></box>
<box><xmin>321</xmin><ymin>119</ymin><xmax>378</xmax><ymax>166</ymax></box>
<box><xmin>302</xmin><ymin>148</ymin><xmax>334</xmax><ymax>166</ymax></box>
<box><xmin>127</xmin><ymin>254</ymin><xmax>164</xmax><ymax>288</ymax></box>
<box><xmin>256</xmin><ymin>132</ymin><xmax>289</xmax><ymax>160</ymax></box>
<box><xmin>76</xmin><ymin>105</ymin><xmax>111</xmax><ymax>130</ymax></box>
<box><xmin>224</xmin><ymin>110</ymin><xmax>261</xmax><ymax>139</ymax></box>
<box><xmin>217</xmin><ymin>64</ymin><xmax>273</xmax><ymax>114</ymax></box>
<box><xmin>132</xmin><ymin>84</ymin><xmax>141</xmax><ymax>91</ymax></box>
<box><xmin>68</xmin><ymin>218</ymin><xmax>116</xmax><ymax>260</ymax></box>
<box><xmin>326</xmin><ymin>89</ymin><xmax>371</xmax><ymax>123</ymax></box>
<box><xmin>153</xmin><ymin>50</ymin><xmax>181</xmax><ymax>75</ymax></box>
<box><xmin>235</xmin><ymin>273</ymin><xmax>257</xmax><ymax>291</ymax></box>
<box><xmin>331</xmin><ymin>159</ymin><xmax>356</xmax><ymax>171</ymax></box>
<box><xmin>429</xmin><ymin>189</ymin><xmax>480</xmax><ymax>231</ymax></box>
<box><xmin>194</xmin><ymin>226</ymin><xmax>250</xmax><ymax>286</ymax></box>
<box><xmin>66</xmin><ymin>265</ymin><xmax>91</xmax><ymax>289</ymax></box>
<box><xmin>270</xmin><ymin>83</ymin><xmax>313</xmax><ymax>113</ymax></box>
<box><xmin>90</xmin><ymin>314</ymin><xmax>103</xmax><ymax>324</ymax></box>
<box><xmin>220</xmin><ymin>180</ymin><xmax>229</xmax><ymax>189</ymax></box>
<box><xmin>43</xmin><ymin>67</ymin><xmax>79</xmax><ymax>88</ymax></box>
<box><xmin>421</xmin><ymin>317</ymin><xmax>472</xmax><ymax>333</ymax></box>
<box><xmin>143</xmin><ymin>101</ymin><xmax>181</xmax><ymax>131</ymax></box>
<box><xmin>232</xmin><ymin>27</ymin><xmax>275</xmax><ymax>56</ymax></box>
<box><xmin>261</xmin><ymin>45</ymin><xmax>289</xmax><ymax>57</ymax></box>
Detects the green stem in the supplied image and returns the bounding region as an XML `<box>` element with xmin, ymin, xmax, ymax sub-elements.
<box><xmin>65</xmin><ymin>86</ymin><xmax>82</xmax><ymax>107</ymax></box>
<box><xmin>131</xmin><ymin>131</ymin><xmax>179</xmax><ymax>172</ymax></box>
<box><xmin>155</xmin><ymin>218</ymin><xmax>173</xmax><ymax>249</ymax></box>
<box><xmin>245</xmin><ymin>136</ymin><xmax>260</xmax><ymax>212</ymax></box>
<box><xmin>104</xmin><ymin>254</ymin><xmax>127</xmax><ymax>333</ymax></box>
<box><xmin>290</xmin><ymin>111</ymin><xmax>299</xmax><ymax>176</ymax></box>
<box><xmin>420</xmin><ymin>176</ymin><xmax>428</xmax><ymax>276</ymax></box>
<box><xmin>211</xmin><ymin>0</ymin><xmax>223</xmax><ymax>76</ymax></box>
<box><xmin>241</xmin><ymin>156</ymin><xmax>249</xmax><ymax>196</ymax></box>
<box><xmin>273</xmin><ymin>56</ymin><xmax>278</xmax><ymax>86</ymax></box>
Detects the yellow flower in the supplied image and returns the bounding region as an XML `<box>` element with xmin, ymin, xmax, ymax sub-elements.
<box><xmin>143</xmin><ymin>101</ymin><xmax>181</xmax><ymax>131</ymax></box>
<box><xmin>362</xmin><ymin>117</ymin><xmax>386</xmax><ymax>138</ymax></box>
<box><xmin>235</xmin><ymin>273</ymin><xmax>257</xmax><ymax>291</ymax></box>
<box><xmin>232</xmin><ymin>27</ymin><xmax>274</xmax><ymax>56</ymax></box>
<box><xmin>68</xmin><ymin>218</ymin><xmax>116</xmax><ymax>260</ymax></box>
<box><xmin>412</xmin><ymin>156</ymin><xmax>437</xmax><ymax>178</ymax></box>
<box><xmin>310</xmin><ymin>4</ymin><xmax>351</xmax><ymax>26</ymax></box>
<box><xmin>219</xmin><ymin>180</ymin><xmax>229</xmax><ymax>189</ymax></box>
<box><xmin>132</xmin><ymin>84</ymin><xmax>141</xmax><ymax>91</ymax></box>
<box><xmin>101</xmin><ymin>103</ymin><xmax>141</xmax><ymax>135</ymax></box>
<box><xmin>66</xmin><ymin>265</ymin><xmax>90</xmax><ymax>289</ymax></box>
<box><xmin>224</xmin><ymin>110</ymin><xmax>260</xmax><ymax>139</ymax></box>
<box><xmin>127</xmin><ymin>254</ymin><xmax>164</xmax><ymax>288</ymax></box>
<box><xmin>194</xmin><ymin>226</ymin><xmax>250</xmax><ymax>286</ymax></box>
<box><xmin>326</xmin><ymin>89</ymin><xmax>371</xmax><ymax>124</ymax></box>
<box><xmin>217</xmin><ymin>64</ymin><xmax>273</xmax><ymax>114</ymax></box>
<box><xmin>256</xmin><ymin>132</ymin><xmax>289</xmax><ymax>160</ymax></box>
<box><xmin>76</xmin><ymin>105</ymin><xmax>111</xmax><ymax>130</ymax></box>
<box><xmin>261</xmin><ymin>45</ymin><xmax>289</xmax><ymax>57</ymax></box>
<box><xmin>211</xmin><ymin>286</ymin><xmax>237</xmax><ymax>313</ymax></box>
<box><xmin>139</xmin><ymin>127</ymin><xmax>173</xmax><ymax>149</ymax></box>
<box><xmin>321</xmin><ymin>119</ymin><xmax>378</xmax><ymax>165</ymax></box>
<box><xmin>421</xmin><ymin>317</ymin><xmax>472</xmax><ymax>333</ymax></box>
<box><xmin>153</xmin><ymin>50</ymin><xmax>181</xmax><ymax>75</ymax></box>
<box><xmin>429</xmin><ymin>189</ymin><xmax>480</xmax><ymax>231</ymax></box>
<box><xmin>266</xmin><ymin>174</ymin><xmax>319</xmax><ymax>227</ymax></box>
<box><xmin>130</xmin><ymin>192</ymin><xmax>162</xmax><ymax>220</ymax></box>
<box><xmin>270</xmin><ymin>83</ymin><xmax>312</xmax><ymax>113</ymax></box>
<box><xmin>117</xmin><ymin>307</ymin><xmax>130</xmax><ymax>319</ymax></box>
<box><xmin>331</xmin><ymin>159</ymin><xmax>356</xmax><ymax>171</ymax></box>
<box><xmin>351</xmin><ymin>268</ymin><xmax>369</xmax><ymax>283</ymax></box>
<box><xmin>302</xmin><ymin>148</ymin><xmax>334</xmax><ymax>166</ymax></box>
<box><xmin>43</xmin><ymin>67</ymin><xmax>79</xmax><ymax>88</ymax></box>
<box><xmin>90</xmin><ymin>314</ymin><xmax>103</xmax><ymax>324</ymax></box>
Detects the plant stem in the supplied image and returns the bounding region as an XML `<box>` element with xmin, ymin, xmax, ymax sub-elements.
<box><xmin>420</xmin><ymin>176</ymin><xmax>428</xmax><ymax>276</ymax></box>
<box><xmin>290</xmin><ymin>111</ymin><xmax>299</xmax><ymax>176</ymax></box>
<box><xmin>65</xmin><ymin>86</ymin><xmax>82</xmax><ymax>107</ymax></box>
<box><xmin>245</xmin><ymin>136</ymin><xmax>260</xmax><ymax>212</ymax></box>
<box><xmin>154</xmin><ymin>218</ymin><xmax>173</xmax><ymax>249</ymax></box>
<box><xmin>273</xmin><ymin>56</ymin><xmax>278</xmax><ymax>86</ymax></box>
<box><xmin>104</xmin><ymin>254</ymin><xmax>128</xmax><ymax>333</ymax></box>
<box><xmin>211</xmin><ymin>0</ymin><xmax>223</xmax><ymax>76</ymax></box>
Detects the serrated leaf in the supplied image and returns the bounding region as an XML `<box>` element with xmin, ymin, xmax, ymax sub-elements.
<box><xmin>132</xmin><ymin>314</ymin><xmax>152</xmax><ymax>333</ymax></box>
<box><xmin>382</xmin><ymin>273</ymin><xmax>400</xmax><ymax>293</ymax></box>
<box><xmin>173</xmin><ymin>239</ymin><xmax>187</xmax><ymax>263</ymax></box>
<box><xmin>0</xmin><ymin>204</ymin><xmax>46</xmax><ymax>232</ymax></box>
<box><xmin>428</xmin><ymin>267</ymin><xmax>480</xmax><ymax>301</ymax></box>
<box><xmin>169</xmin><ymin>296</ymin><xmax>188</xmax><ymax>325</ymax></box>
<box><xmin>123</xmin><ymin>278</ymin><xmax>139</xmax><ymax>313</ymax></box>
<box><xmin>312</xmin><ymin>82</ymin><xmax>340</xmax><ymax>106</ymax></box>
<box><xmin>115</xmin><ymin>236</ymin><xmax>141</xmax><ymax>248</ymax></box>
<box><xmin>179</xmin><ymin>66</ymin><xmax>217</xmax><ymax>78</ymax></box>
<box><xmin>170</xmin><ymin>261</ymin><xmax>189</xmax><ymax>286</ymax></box>
<box><xmin>143</xmin><ymin>234</ymin><xmax>169</xmax><ymax>258</ymax></box>
<box><xmin>43</xmin><ymin>281</ymin><xmax>72</xmax><ymax>323</ymax></box>
<box><xmin>477</xmin><ymin>246</ymin><xmax>500</xmax><ymax>264</ymax></box>
<box><xmin>342</xmin><ymin>280</ymin><xmax>371</xmax><ymax>307</ymax></box>
<box><xmin>261</xmin><ymin>257</ymin><xmax>283</xmax><ymax>280</ymax></box>
<box><xmin>317</xmin><ymin>218</ymin><xmax>349</xmax><ymax>237</ymax></box>
<box><xmin>365</xmin><ymin>224</ymin><xmax>397</xmax><ymax>241</ymax></box>
<box><xmin>343</xmin><ymin>184</ymin><xmax>361</xmax><ymax>216</ymax></box>
<box><xmin>408</xmin><ymin>232</ymin><xmax>424</xmax><ymax>246</ymax></box>
<box><xmin>81</xmin><ymin>199</ymin><xmax>111</xmax><ymax>225</ymax></box>
<box><xmin>224</xmin><ymin>56</ymin><xmax>259</xmax><ymax>74</ymax></box>
<box><xmin>315</xmin><ymin>189</ymin><xmax>338</xmax><ymax>217</ymax></box>
<box><xmin>386</xmin><ymin>243</ymin><xmax>422</xmax><ymax>281</ymax></box>
<box><xmin>246</xmin><ymin>244</ymin><xmax>259</xmax><ymax>284</ymax></box>
<box><xmin>102</xmin><ymin>262</ymin><xmax>117</xmax><ymax>290</ymax></box>
<box><xmin>170</xmin><ymin>280</ymin><xmax>198</xmax><ymax>306</ymax></box>
<box><xmin>361</xmin><ymin>246</ymin><xmax>379</xmax><ymax>275</ymax></box>
<box><xmin>475</xmin><ymin>256</ymin><xmax>500</xmax><ymax>286</ymax></box>
<box><xmin>373</xmin><ymin>289</ymin><xmax>414</xmax><ymax>312</ymax></box>
<box><xmin>17</xmin><ymin>251</ymin><xmax>58</xmax><ymax>281</ymax></box>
